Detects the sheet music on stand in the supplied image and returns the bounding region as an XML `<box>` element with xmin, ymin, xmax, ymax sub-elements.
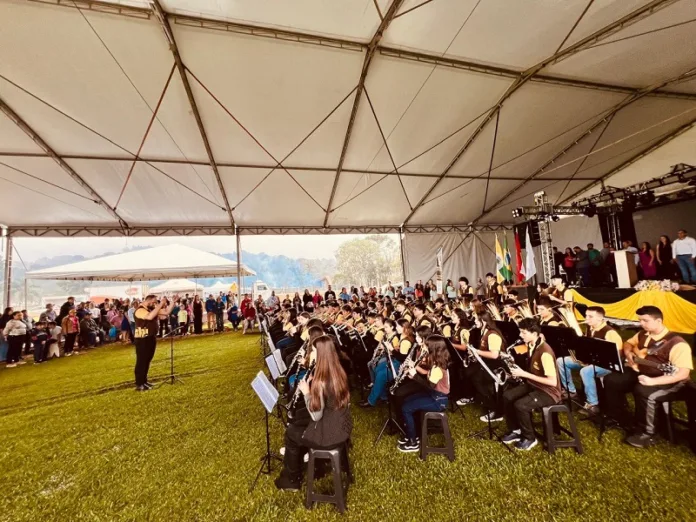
<box><xmin>469</xmin><ymin>347</ymin><xmax>504</xmax><ymax>387</ymax></box>
<box><xmin>541</xmin><ymin>326</ymin><xmax>578</xmax><ymax>359</ymax></box>
<box><xmin>265</xmin><ymin>354</ymin><xmax>281</xmax><ymax>381</ymax></box>
<box><xmin>272</xmin><ymin>349</ymin><xmax>287</xmax><ymax>376</ymax></box>
<box><xmin>495</xmin><ymin>320</ymin><xmax>520</xmax><ymax>346</ymax></box>
<box><xmin>251</xmin><ymin>371</ymin><xmax>279</xmax><ymax>413</ymax></box>
<box><xmin>266</xmin><ymin>334</ymin><xmax>276</xmax><ymax>353</ymax></box>
<box><xmin>572</xmin><ymin>336</ymin><xmax>624</xmax><ymax>374</ymax></box>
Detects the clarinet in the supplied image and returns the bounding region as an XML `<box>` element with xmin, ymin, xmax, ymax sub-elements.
<box><xmin>389</xmin><ymin>345</ymin><xmax>426</xmax><ymax>394</ymax></box>
<box><xmin>368</xmin><ymin>339</ymin><xmax>388</xmax><ymax>366</ymax></box>
<box><xmin>287</xmin><ymin>339</ymin><xmax>308</xmax><ymax>378</ymax></box>
<box><xmin>287</xmin><ymin>359</ymin><xmax>316</xmax><ymax>411</ymax></box>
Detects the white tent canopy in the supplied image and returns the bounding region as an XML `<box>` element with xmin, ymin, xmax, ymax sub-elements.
<box><xmin>204</xmin><ymin>280</ymin><xmax>234</xmax><ymax>295</ymax></box>
<box><xmin>25</xmin><ymin>244</ymin><xmax>256</xmax><ymax>281</ymax></box>
<box><xmin>1</xmin><ymin>0</ymin><xmax>695</xmax><ymax>237</ymax></box>
<box><xmin>149</xmin><ymin>278</ymin><xmax>203</xmax><ymax>295</ymax></box>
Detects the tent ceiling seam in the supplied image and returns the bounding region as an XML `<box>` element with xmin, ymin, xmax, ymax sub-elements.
<box><xmin>400</xmin><ymin>0</ymin><xmax>679</xmax><ymax>227</ymax></box>
<box><xmin>150</xmin><ymin>0</ymin><xmax>235</xmax><ymax>226</ymax></box>
<box><xmin>324</xmin><ymin>0</ymin><xmax>406</xmax><ymax>227</ymax></box>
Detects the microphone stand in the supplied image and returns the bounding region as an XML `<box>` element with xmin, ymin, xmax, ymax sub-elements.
<box><xmin>161</xmin><ymin>325</ymin><xmax>186</xmax><ymax>386</ymax></box>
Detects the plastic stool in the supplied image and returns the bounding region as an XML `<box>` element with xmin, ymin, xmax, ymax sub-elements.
<box><xmin>420</xmin><ymin>411</ymin><xmax>454</xmax><ymax>462</ymax></box>
<box><xmin>305</xmin><ymin>443</ymin><xmax>352</xmax><ymax>513</ymax></box>
<box><xmin>542</xmin><ymin>403</ymin><xmax>583</xmax><ymax>454</ymax></box>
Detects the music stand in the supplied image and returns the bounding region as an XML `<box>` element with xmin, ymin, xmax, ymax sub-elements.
<box><xmin>374</xmin><ymin>345</ymin><xmax>406</xmax><ymax>445</ymax></box>
<box><xmin>466</xmin><ymin>348</ymin><xmax>513</xmax><ymax>454</ymax></box>
<box><xmin>160</xmin><ymin>325</ymin><xmax>186</xmax><ymax>386</ymax></box>
<box><xmin>542</xmin><ymin>326</ymin><xmax>580</xmax><ymax>409</ymax></box>
<box><xmin>250</xmin><ymin>371</ymin><xmax>283</xmax><ymax>491</ymax></box>
<box><xmin>570</xmin><ymin>336</ymin><xmax>624</xmax><ymax>440</ymax></box>
<box><xmin>495</xmin><ymin>321</ymin><xmax>520</xmax><ymax>346</ymax></box>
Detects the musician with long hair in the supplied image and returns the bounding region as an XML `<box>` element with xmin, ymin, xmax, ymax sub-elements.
<box><xmin>448</xmin><ymin>309</ymin><xmax>476</xmax><ymax>406</ymax></box>
<box><xmin>500</xmin><ymin>318</ymin><xmax>561</xmax><ymax>451</ymax></box>
<box><xmin>470</xmin><ymin>312</ymin><xmax>507</xmax><ymax>422</ymax></box>
<box><xmin>391</xmin><ymin>326</ymin><xmax>433</xmax><ymax>428</ymax></box>
<box><xmin>397</xmin><ymin>335</ymin><xmax>450</xmax><ymax>453</ymax></box>
<box><xmin>602</xmin><ymin>306</ymin><xmax>692</xmax><ymax>448</ymax></box>
<box><xmin>276</xmin><ymin>335</ymin><xmax>353</xmax><ymax>491</ymax></box>
<box><xmin>361</xmin><ymin>319</ymin><xmax>414</xmax><ymax>408</ymax></box>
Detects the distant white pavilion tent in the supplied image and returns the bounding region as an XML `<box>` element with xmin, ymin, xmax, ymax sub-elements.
<box><xmin>204</xmin><ymin>280</ymin><xmax>235</xmax><ymax>296</ymax></box>
<box><xmin>26</xmin><ymin>245</ymin><xmax>256</xmax><ymax>288</ymax></box>
<box><xmin>149</xmin><ymin>279</ymin><xmax>203</xmax><ymax>296</ymax></box>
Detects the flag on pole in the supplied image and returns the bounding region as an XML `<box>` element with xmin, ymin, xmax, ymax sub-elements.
<box><xmin>525</xmin><ymin>226</ymin><xmax>537</xmax><ymax>281</ymax></box>
<box><xmin>514</xmin><ymin>230</ymin><xmax>525</xmax><ymax>283</ymax></box>
<box><xmin>502</xmin><ymin>235</ymin><xmax>513</xmax><ymax>282</ymax></box>
<box><xmin>495</xmin><ymin>234</ymin><xmax>505</xmax><ymax>283</ymax></box>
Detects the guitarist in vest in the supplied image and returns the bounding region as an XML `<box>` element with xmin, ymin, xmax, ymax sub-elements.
<box><xmin>556</xmin><ymin>306</ymin><xmax>623</xmax><ymax>415</ymax></box>
<box><xmin>133</xmin><ymin>294</ymin><xmax>177</xmax><ymax>391</ymax></box>
<box><xmin>501</xmin><ymin>318</ymin><xmax>562</xmax><ymax>450</ymax></box>
<box><xmin>603</xmin><ymin>306</ymin><xmax>693</xmax><ymax>448</ymax></box>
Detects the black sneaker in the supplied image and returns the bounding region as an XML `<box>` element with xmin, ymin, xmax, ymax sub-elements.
<box><xmin>397</xmin><ymin>435</ymin><xmax>420</xmax><ymax>445</ymax></box>
<box><xmin>626</xmin><ymin>432</ymin><xmax>655</xmax><ymax>449</ymax></box>
<box><xmin>514</xmin><ymin>438</ymin><xmax>538</xmax><ymax>451</ymax></box>
<box><xmin>135</xmin><ymin>385</ymin><xmax>148</xmax><ymax>392</ymax></box>
<box><xmin>358</xmin><ymin>400</ymin><xmax>373</xmax><ymax>408</ymax></box>
<box><xmin>397</xmin><ymin>439</ymin><xmax>420</xmax><ymax>453</ymax></box>
<box><xmin>501</xmin><ymin>431</ymin><xmax>522</xmax><ymax>445</ymax></box>
<box><xmin>561</xmin><ymin>390</ymin><xmax>578</xmax><ymax>400</ymax></box>
<box><xmin>274</xmin><ymin>476</ymin><xmax>300</xmax><ymax>492</ymax></box>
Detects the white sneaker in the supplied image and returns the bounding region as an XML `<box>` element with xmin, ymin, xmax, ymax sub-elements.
<box><xmin>6</xmin><ymin>363</ymin><xmax>17</xmax><ymax>368</ymax></box>
<box><xmin>456</xmin><ymin>397</ymin><xmax>473</xmax><ymax>407</ymax></box>
<box><xmin>304</xmin><ymin>453</ymin><xmax>309</xmax><ymax>463</ymax></box>
<box><xmin>279</xmin><ymin>447</ymin><xmax>285</xmax><ymax>456</ymax></box>
<box><xmin>479</xmin><ymin>411</ymin><xmax>503</xmax><ymax>423</ymax></box>
<box><xmin>65</xmin><ymin>353</ymin><xmax>73</xmax><ymax>357</ymax></box>
<box><xmin>17</xmin><ymin>360</ymin><xmax>27</xmax><ymax>365</ymax></box>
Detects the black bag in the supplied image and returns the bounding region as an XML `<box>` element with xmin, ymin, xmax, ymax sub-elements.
<box><xmin>302</xmin><ymin>405</ymin><xmax>353</xmax><ymax>448</ymax></box>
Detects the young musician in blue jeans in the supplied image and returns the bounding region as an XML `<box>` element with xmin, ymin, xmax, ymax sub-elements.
<box><xmin>397</xmin><ymin>335</ymin><xmax>450</xmax><ymax>453</ymax></box>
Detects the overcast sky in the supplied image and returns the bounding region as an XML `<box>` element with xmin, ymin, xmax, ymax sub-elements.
<box><xmin>11</xmin><ymin>234</ymin><xmax>369</xmax><ymax>265</ymax></box>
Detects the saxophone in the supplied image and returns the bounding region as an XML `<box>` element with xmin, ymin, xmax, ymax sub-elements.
<box><xmin>496</xmin><ymin>339</ymin><xmax>525</xmax><ymax>385</ymax></box>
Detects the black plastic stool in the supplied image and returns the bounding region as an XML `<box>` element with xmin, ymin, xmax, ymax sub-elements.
<box><xmin>420</xmin><ymin>411</ymin><xmax>455</xmax><ymax>462</ymax></box>
<box><xmin>541</xmin><ymin>403</ymin><xmax>583</xmax><ymax>454</ymax></box>
<box><xmin>305</xmin><ymin>443</ymin><xmax>352</xmax><ymax>513</ymax></box>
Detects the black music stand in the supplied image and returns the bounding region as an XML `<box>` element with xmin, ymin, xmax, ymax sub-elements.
<box><xmin>264</xmin><ymin>351</ymin><xmax>287</xmax><ymax>426</ymax></box>
<box><xmin>495</xmin><ymin>321</ymin><xmax>520</xmax><ymax>346</ymax></box>
<box><xmin>541</xmin><ymin>326</ymin><xmax>580</xmax><ymax>409</ymax></box>
<box><xmin>250</xmin><ymin>371</ymin><xmax>283</xmax><ymax>492</ymax></box>
<box><xmin>374</xmin><ymin>347</ymin><xmax>405</xmax><ymax>445</ymax></box>
<box><xmin>570</xmin><ymin>336</ymin><xmax>624</xmax><ymax>440</ymax></box>
<box><xmin>160</xmin><ymin>325</ymin><xmax>186</xmax><ymax>386</ymax></box>
<box><xmin>466</xmin><ymin>349</ymin><xmax>513</xmax><ymax>454</ymax></box>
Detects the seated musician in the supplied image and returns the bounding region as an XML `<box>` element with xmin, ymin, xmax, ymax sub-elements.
<box><xmin>287</xmin><ymin>325</ymin><xmax>325</xmax><ymax>390</ymax></box>
<box><xmin>395</xmin><ymin>300</ymin><xmax>412</xmax><ymax>323</ymax></box>
<box><xmin>537</xmin><ymin>297</ymin><xmax>562</xmax><ymax>327</ymax></box>
<box><xmin>448</xmin><ymin>309</ymin><xmax>476</xmax><ymax>407</ymax></box>
<box><xmin>556</xmin><ymin>306</ymin><xmax>622</xmax><ymax>414</ymax></box>
<box><xmin>397</xmin><ymin>335</ymin><xmax>450</xmax><ymax>453</ymax></box>
<box><xmin>501</xmin><ymin>318</ymin><xmax>562</xmax><ymax>451</ymax></box>
<box><xmin>502</xmin><ymin>300</ymin><xmax>522</xmax><ymax>324</ymax></box>
<box><xmin>603</xmin><ymin>306</ymin><xmax>693</xmax><ymax>448</ymax></box>
<box><xmin>351</xmin><ymin>307</ymin><xmax>365</xmax><ymax>332</ymax></box>
<box><xmin>361</xmin><ymin>319</ymin><xmax>414</xmax><ymax>407</ymax></box>
<box><xmin>276</xmin><ymin>309</ymin><xmax>300</xmax><ymax>353</ymax></box>
<box><xmin>367</xmin><ymin>317</ymin><xmax>395</xmax><ymax>384</ymax></box>
<box><xmin>413</xmin><ymin>303</ymin><xmax>432</xmax><ymax>329</ymax></box>
<box><xmin>548</xmin><ymin>277</ymin><xmax>574</xmax><ymax>307</ymax></box>
<box><xmin>275</xmin><ymin>335</ymin><xmax>352</xmax><ymax>491</ymax></box>
<box><xmin>458</xmin><ymin>277</ymin><xmax>474</xmax><ymax>299</ymax></box>
<box><xmin>469</xmin><ymin>312</ymin><xmax>506</xmax><ymax>422</ymax></box>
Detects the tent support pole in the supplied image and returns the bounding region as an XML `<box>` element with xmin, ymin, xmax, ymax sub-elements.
<box><xmin>3</xmin><ymin>235</ymin><xmax>12</xmax><ymax>309</ymax></box>
<box><xmin>399</xmin><ymin>227</ymin><xmax>406</xmax><ymax>284</ymax></box>
<box><xmin>236</xmin><ymin>227</ymin><xmax>242</xmax><ymax>301</ymax></box>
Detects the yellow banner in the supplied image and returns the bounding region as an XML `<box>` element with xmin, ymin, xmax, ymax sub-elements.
<box><xmin>571</xmin><ymin>289</ymin><xmax>696</xmax><ymax>334</ymax></box>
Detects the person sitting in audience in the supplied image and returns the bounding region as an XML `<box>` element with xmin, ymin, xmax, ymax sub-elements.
<box><xmin>603</xmin><ymin>306</ymin><xmax>693</xmax><ymax>448</ymax></box>
<box><xmin>80</xmin><ymin>314</ymin><xmax>101</xmax><ymax>348</ymax></box>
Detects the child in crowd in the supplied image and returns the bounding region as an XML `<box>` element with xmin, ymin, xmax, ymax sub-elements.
<box><xmin>227</xmin><ymin>304</ymin><xmax>240</xmax><ymax>331</ymax></box>
<box><xmin>31</xmin><ymin>321</ymin><xmax>49</xmax><ymax>364</ymax></box>
<box><xmin>47</xmin><ymin>321</ymin><xmax>61</xmax><ymax>358</ymax></box>
<box><xmin>178</xmin><ymin>301</ymin><xmax>188</xmax><ymax>336</ymax></box>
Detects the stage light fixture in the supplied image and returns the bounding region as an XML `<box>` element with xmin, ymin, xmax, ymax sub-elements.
<box><xmin>622</xmin><ymin>195</ymin><xmax>636</xmax><ymax>213</ymax></box>
<box><xmin>583</xmin><ymin>204</ymin><xmax>597</xmax><ymax>218</ymax></box>
<box><xmin>551</xmin><ymin>215</ymin><xmax>560</xmax><ymax>222</ymax></box>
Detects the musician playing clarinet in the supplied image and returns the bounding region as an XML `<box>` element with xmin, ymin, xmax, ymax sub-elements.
<box><xmin>501</xmin><ymin>318</ymin><xmax>561</xmax><ymax>451</ymax></box>
<box><xmin>603</xmin><ymin>306</ymin><xmax>692</xmax><ymax>448</ymax></box>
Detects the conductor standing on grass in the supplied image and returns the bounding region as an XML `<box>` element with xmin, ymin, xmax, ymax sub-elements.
<box><xmin>134</xmin><ymin>295</ymin><xmax>177</xmax><ymax>391</ymax></box>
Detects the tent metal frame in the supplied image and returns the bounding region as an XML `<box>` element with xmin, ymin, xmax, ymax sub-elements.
<box><xmin>5</xmin><ymin>224</ymin><xmax>513</xmax><ymax>238</ymax></box>
<box><xmin>4</xmin><ymin>0</ymin><xmax>695</xmax><ymax>234</ymax></box>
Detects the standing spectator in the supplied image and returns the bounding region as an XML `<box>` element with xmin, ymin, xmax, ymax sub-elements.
<box><xmin>177</xmin><ymin>300</ymin><xmax>188</xmax><ymax>336</ymax></box>
<box><xmin>0</xmin><ymin>307</ymin><xmax>12</xmax><ymax>362</ymax></box>
<box><xmin>215</xmin><ymin>296</ymin><xmax>225</xmax><ymax>332</ymax></box>
<box><xmin>90</xmin><ymin>302</ymin><xmax>101</xmax><ymax>321</ymax></box>
<box><xmin>61</xmin><ymin>308</ymin><xmax>80</xmax><ymax>356</ymax></box>
<box><xmin>423</xmin><ymin>280</ymin><xmax>431</xmax><ymax>301</ymax></box>
<box><xmin>324</xmin><ymin>285</ymin><xmax>336</xmax><ymax>302</ymax></box>
<box><xmin>622</xmin><ymin>240</ymin><xmax>639</xmax><ymax>266</ymax></box>
<box><xmin>553</xmin><ymin>247</ymin><xmax>564</xmax><ymax>277</ymax></box>
<box><xmin>205</xmin><ymin>294</ymin><xmax>216</xmax><ymax>332</ymax></box>
<box><xmin>403</xmin><ymin>281</ymin><xmax>415</xmax><ymax>297</ymax></box>
<box><xmin>31</xmin><ymin>321</ymin><xmax>49</xmax><ymax>364</ymax></box>
<box><xmin>574</xmin><ymin>246</ymin><xmax>590</xmax><ymax>286</ymax></box>
<box><xmin>312</xmin><ymin>290</ymin><xmax>322</xmax><ymax>307</ymax></box>
<box><xmin>587</xmin><ymin>243</ymin><xmax>601</xmax><ymax>286</ymax></box>
<box><xmin>267</xmin><ymin>290</ymin><xmax>279</xmax><ymax>309</ymax></box>
<box><xmin>21</xmin><ymin>309</ymin><xmax>34</xmax><ymax>355</ymax></box>
<box><xmin>563</xmin><ymin>247</ymin><xmax>577</xmax><ymax>284</ymax></box>
<box><xmin>120</xmin><ymin>309</ymin><xmax>131</xmax><ymax>344</ymax></box>
<box><xmin>39</xmin><ymin>303</ymin><xmax>57</xmax><ymax>324</ymax></box>
<box><xmin>227</xmin><ymin>304</ymin><xmax>240</xmax><ymax>331</ymax></box>
<box><xmin>47</xmin><ymin>321</ymin><xmax>62</xmax><ymax>359</ymax></box>
<box><xmin>127</xmin><ymin>302</ymin><xmax>137</xmax><ymax>341</ymax></box>
<box><xmin>639</xmin><ymin>242</ymin><xmax>657</xmax><ymax>280</ymax></box>
<box><xmin>57</xmin><ymin>296</ymin><xmax>75</xmax><ymax>325</ymax></box>
<box><xmin>600</xmin><ymin>242</ymin><xmax>611</xmax><ymax>263</ymax></box>
<box><xmin>76</xmin><ymin>303</ymin><xmax>88</xmax><ymax>320</ymax></box>
<box><xmin>293</xmin><ymin>292</ymin><xmax>302</xmax><ymax>311</ymax></box>
<box><xmin>170</xmin><ymin>300</ymin><xmax>180</xmax><ymax>334</ymax></box>
<box><xmin>445</xmin><ymin>279</ymin><xmax>456</xmax><ymax>300</ymax></box>
<box><xmin>193</xmin><ymin>295</ymin><xmax>203</xmax><ymax>335</ymax></box>
<box><xmin>302</xmin><ymin>289</ymin><xmax>313</xmax><ymax>311</ymax></box>
<box><xmin>157</xmin><ymin>298</ymin><xmax>170</xmax><ymax>338</ymax></box>
<box><xmin>3</xmin><ymin>311</ymin><xmax>27</xmax><ymax>368</ymax></box>
<box><xmin>338</xmin><ymin>287</ymin><xmax>350</xmax><ymax>302</ymax></box>
<box><xmin>414</xmin><ymin>280</ymin><xmax>424</xmax><ymax>300</ymax></box>
<box><xmin>672</xmin><ymin>229</ymin><xmax>696</xmax><ymax>283</ymax></box>
<box><xmin>241</xmin><ymin>294</ymin><xmax>252</xmax><ymax>317</ymax></box>
<box><xmin>655</xmin><ymin>235</ymin><xmax>674</xmax><ymax>280</ymax></box>
<box><xmin>385</xmin><ymin>283</ymin><xmax>395</xmax><ymax>299</ymax></box>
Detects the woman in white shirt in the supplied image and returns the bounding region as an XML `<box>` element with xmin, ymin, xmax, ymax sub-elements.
<box><xmin>3</xmin><ymin>311</ymin><xmax>27</xmax><ymax>368</ymax></box>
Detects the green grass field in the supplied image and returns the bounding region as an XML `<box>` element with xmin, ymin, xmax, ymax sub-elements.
<box><xmin>1</xmin><ymin>332</ymin><xmax>695</xmax><ymax>522</ymax></box>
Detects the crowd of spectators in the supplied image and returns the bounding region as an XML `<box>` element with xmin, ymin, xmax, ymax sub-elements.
<box><xmin>552</xmin><ymin>229</ymin><xmax>696</xmax><ymax>287</ymax></box>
